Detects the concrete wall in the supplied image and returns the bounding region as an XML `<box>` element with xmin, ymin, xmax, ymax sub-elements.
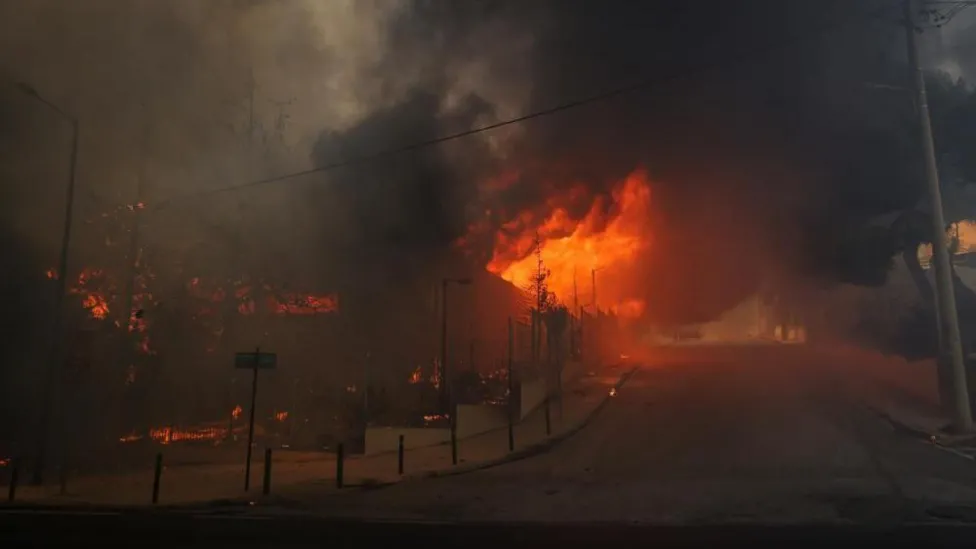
<box><xmin>519</xmin><ymin>377</ymin><xmax>548</xmax><ymax>420</ymax></box>
<box><xmin>365</xmin><ymin>362</ymin><xmax>585</xmax><ymax>454</ymax></box>
<box><xmin>456</xmin><ymin>403</ymin><xmax>508</xmax><ymax>438</ymax></box>
<box><xmin>364</xmin><ymin>426</ymin><xmax>450</xmax><ymax>456</ymax></box>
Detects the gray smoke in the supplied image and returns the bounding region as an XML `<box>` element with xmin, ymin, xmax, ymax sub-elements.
<box><xmin>2</xmin><ymin>0</ymin><xmax>975</xmax><ymax>336</ymax></box>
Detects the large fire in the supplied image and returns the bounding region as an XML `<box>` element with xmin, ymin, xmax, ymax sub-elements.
<box><xmin>484</xmin><ymin>169</ymin><xmax>652</xmax><ymax>318</ymax></box>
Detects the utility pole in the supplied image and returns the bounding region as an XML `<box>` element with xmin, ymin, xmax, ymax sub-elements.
<box><xmin>248</xmin><ymin>67</ymin><xmax>256</xmax><ymax>153</ymax></box>
<box><xmin>117</xmin><ymin>111</ymin><xmax>149</xmax><ymax>426</ymax></box>
<box><xmin>20</xmin><ymin>85</ymin><xmax>79</xmax><ymax>486</ymax></box>
<box><xmin>440</xmin><ymin>277</ymin><xmax>472</xmax><ymax>414</ymax></box>
<box><xmin>905</xmin><ymin>0</ymin><xmax>972</xmax><ymax>430</ymax></box>
<box><xmin>440</xmin><ymin>279</ymin><xmax>449</xmax><ymax>414</ymax></box>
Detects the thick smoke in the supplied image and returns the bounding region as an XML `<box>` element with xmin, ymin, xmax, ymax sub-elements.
<box><xmin>301</xmin><ymin>0</ymin><xmax>976</xmax><ymax>325</ymax></box>
<box><xmin>2</xmin><ymin>0</ymin><xmax>975</xmax><ymax>354</ymax></box>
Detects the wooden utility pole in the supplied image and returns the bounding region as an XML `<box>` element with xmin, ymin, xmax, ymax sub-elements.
<box><xmin>905</xmin><ymin>0</ymin><xmax>971</xmax><ymax>430</ymax></box>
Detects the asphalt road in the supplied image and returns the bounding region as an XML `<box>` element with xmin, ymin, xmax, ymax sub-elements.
<box><xmin>9</xmin><ymin>344</ymin><xmax>976</xmax><ymax>546</ymax></box>
<box><xmin>252</xmin><ymin>344</ymin><xmax>976</xmax><ymax>524</ymax></box>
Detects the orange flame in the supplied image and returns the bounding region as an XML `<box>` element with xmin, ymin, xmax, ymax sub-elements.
<box><xmin>408</xmin><ymin>366</ymin><xmax>423</xmax><ymax>384</ymax></box>
<box><xmin>271</xmin><ymin>292</ymin><xmax>339</xmax><ymax>315</ymax></box>
<box><xmin>485</xmin><ymin>169</ymin><xmax>652</xmax><ymax>316</ymax></box>
<box><xmin>82</xmin><ymin>293</ymin><xmax>110</xmax><ymax>319</ymax></box>
<box><xmin>149</xmin><ymin>425</ymin><xmax>226</xmax><ymax>445</ymax></box>
<box><xmin>118</xmin><ymin>432</ymin><xmax>143</xmax><ymax>443</ymax></box>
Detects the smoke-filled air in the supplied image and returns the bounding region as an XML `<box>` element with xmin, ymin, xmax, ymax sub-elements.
<box><xmin>2</xmin><ymin>0</ymin><xmax>976</xmax><ymax>495</ymax></box>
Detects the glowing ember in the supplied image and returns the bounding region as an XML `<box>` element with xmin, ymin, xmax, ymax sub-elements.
<box><xmin>82</xmin><ymin>293</ymin><xmax>110</xmax><ymax>319</ymax></box>
<box><xmin>408</xmin><ymin>366</ymin><xmax>423</xmax><ymax>384</ymax></box>
<box><xmin>45</xmin><ymin>268</ymin><xmax>58</xmax><ymax>280</ymax></box>
<box><xmin>423</xmin><ymin>414</ymin><xmax>448</xmax><ymax>425</ymax></box>
<box><xmin>118</xmin><ymin>432</ymin><xmax>143</xmax><ymax>443</ymax></box>
<box><xmin>231</xmin><ymin>405</ymin><xmax>242</xmax><ymax>420</ymax></box>
<box><xmin>150</xmin><ymin>426</ymin><xmax>226</xmax><ymax>445</ymax></box>
<box><xmin>429</xmin><ymin>360</ymin><xmax>441</xmax><ymax>389</ymax></box>
<box><xmin>609</xmin><ymin>387</ymin><xmax>617</xmax><ymax>397</ymax></box>
<box><xmin>484</xmin><ymin>170</ymin><xmax>652</xmax><ymax>316</ymax></box>
<box><xmin>274</xmin><ymin>411</ymin><xmax>289</xmax><ymax>422</ymax></box>
<box><xmin>68</xmin><ymin>267</ymin><xmax>112</xmax><ymax>321</ymax></box>
<box><xmin>272</xmin><ymin>293</ymin><xmax>339</xmax><ymax>315</ymax></box>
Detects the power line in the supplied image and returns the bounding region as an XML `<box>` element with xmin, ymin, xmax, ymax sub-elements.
<box><xmin>153</xmin><ymin>2</ymin><xmax>899</xmax><ymax>210</ymax></box>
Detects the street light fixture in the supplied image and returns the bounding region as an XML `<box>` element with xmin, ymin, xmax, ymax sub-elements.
<box><xmin>11</xmin><ymin>81</ymin><xmax>80</xmax><ymax>484</ymax></box>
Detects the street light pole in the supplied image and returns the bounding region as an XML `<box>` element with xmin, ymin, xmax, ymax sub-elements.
<box><xmin>905</xmin><ymin>0</ymin><xmax>972</xmax><ymax>431</ymax></box>
<box><xmin>15</xmin><ymin>84</ymin><xmax>81</xmax><ymax>484</ymax></box>
<box><xmin>440</xmin><ymin>277</ymin><xmax>471</xmax><ymax>466</ymax></box>
<box><xmin>440</xmin><ymin>279</ymin><xmax>449</xmax><ymax>415</ymax></box>
<box><xmin>439</xmin><ymin>277</ymin><xmax>473</xmax><ymax>414</ymax></box>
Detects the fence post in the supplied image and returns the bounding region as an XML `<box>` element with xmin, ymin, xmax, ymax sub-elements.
<box><xmin>335</xmin><ymin>443</ymin><xmax>344</xmax><ymax>489</ymax></box>
<box><xmin>151</xmin><ymin>453</ymin><xmax>163</xmax><ymax>504</ymax></box>
<box><xmin>7</xmin><ymin>458</ymin><xmax>19</xmax><ymax>502</ymax></box>
<box><xmin>262</xmin><ymin>448</ymin><xmax>272</xmax><ymax>495</ymax></box>
<box><xmin>397</xmin><ymin>435</ymin><xmax>404</xmax><ymax>475</ymax></box>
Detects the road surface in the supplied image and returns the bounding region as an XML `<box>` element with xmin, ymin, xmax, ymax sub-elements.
<box><xmin>10</xmin><ymin>344</ymin><xmax>976</xmax><ymax>545</ymax></box>
<box><xmin>250</xmin><ymin>344</ymin><xmax>976</xmax><ymax>524</ymax></box>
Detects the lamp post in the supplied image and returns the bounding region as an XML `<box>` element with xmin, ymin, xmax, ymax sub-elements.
<box><xmin>440</xmin><ymin>277</ymin><xmax>472</xmax><ymax>414</ymax></box>
<box><xmin>13</xmin><ymin>82</ymin><xmax>80</xmax><ymax>484</ymax></box>
<box><xmin>440</xmin><ymin>276</ymin><xmax>471</xmax><ymax>466</ymax></box>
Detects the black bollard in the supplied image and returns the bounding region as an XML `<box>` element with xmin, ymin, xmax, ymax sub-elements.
<box><xmin>151</xmin><ymin>453</ymin><xmax>163</xmax><ymax>504</ymax></box>
<box><xmin>450</xmin><ymin>415</ymin><xmax>458</xmax><ymax>465</ymax></box>
<box><xmin>397</xmin><ymin>435</ymin><xmax>404</xmax><ymax>475</ymax></box>
<box><xmin>262</xmin><ymin>448</ymin><xmax>272</xmax><ymax>495</ymax></box>
<box><xmin>7</xmin><ymin>458</ymin><xmax>19</xmax><ymax>502</ymax></box>
<box><xmin>335</xmin><ymin>444</ymin><xmax>344</xmax><ymax>489</ymax></box>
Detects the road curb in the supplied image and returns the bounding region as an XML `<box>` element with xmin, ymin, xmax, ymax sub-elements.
<box><xmin>865</xmin><ymin>404</ymin><xmax>939</xmax><ymax>440</ymax></box>
<box><xmin>407</xmin><ymin>365</ymin><xmax>639</xmax><ymax>481</ymax></box>
<box><xmin>863</xmin><ymin>403</ymin><xmax>976</xmax><ymax>462</ymax></box>
<box><xmin>0</xmin><ymin>367</ymin><xmax>638</xmax><ymax>513</ymax></box>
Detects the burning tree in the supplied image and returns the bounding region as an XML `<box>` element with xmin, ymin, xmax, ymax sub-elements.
<box><xmin>532</xmin><ymin>231</ymin><xmax>559</xmax><ymax>314</ymax></box>
<box><xmin>520</xmin><ymin>232</ymin><xmax>564</xmax><ymax>364</ymax></box>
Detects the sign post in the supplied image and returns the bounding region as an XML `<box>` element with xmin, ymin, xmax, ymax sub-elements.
<box><xmin>235</xmin><ymin>347</ymin><xmax>276</xmax><ymax>492</ymax></box>
<box><xmin>507</xmin><ymin>317</ymin><xmax>515</xmax><ymax>452</ymax></box>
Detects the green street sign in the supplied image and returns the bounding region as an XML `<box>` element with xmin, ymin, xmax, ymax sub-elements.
<box><xmin>234</xmin><ymin>352</ymin><xmax>277</xmax><ymax>370</ymax></box>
